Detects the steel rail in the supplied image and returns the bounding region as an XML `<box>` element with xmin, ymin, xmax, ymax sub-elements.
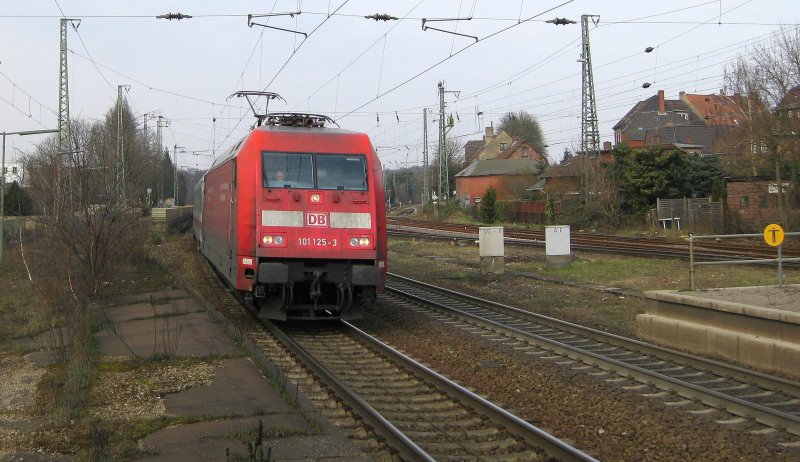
<box><xmin>343</xmin><ymin>321</ymin><xmax>599</xmax><ymax>462</ymax></box>
<box><xmin>262</xmin><ymin>320</ymin><xmax>437</xmax><ymax>462</ymax></box>
<box><xmin>386</xmin><ymin>273</ymin><xmax>800</xmax><ymax>438</ymax></box>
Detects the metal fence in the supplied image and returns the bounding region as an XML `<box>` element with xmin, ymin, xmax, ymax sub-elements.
<box><xmin>688</xmin><ymin>232</ymin><xmax>800</xmax><ymax>290</ymax></box>
<box><xmin>657</xmin><ymin>197</ymin><xmax>723</xmax><ymax>234</ymax></box>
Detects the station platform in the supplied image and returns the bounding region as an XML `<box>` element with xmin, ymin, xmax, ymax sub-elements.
<box><xmin>97</xmin><ymin>289</ymin><xmax>370</xmax><ymax>462</ymax></box>
<box><xmin>638</xmin><ymin>285</ymin><xmax>800</xmax><ymax>377</ymax></box>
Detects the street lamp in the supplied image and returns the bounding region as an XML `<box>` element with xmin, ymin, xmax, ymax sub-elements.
<box><xmin>1</xmin><ymin>128</ymin><xmax>58</xmax><ymax>262</ymax></box>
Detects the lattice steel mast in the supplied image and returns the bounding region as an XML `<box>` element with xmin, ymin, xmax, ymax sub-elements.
<box><xmin>116</xmin><ymin>85</ymin><xmax>130</xmax><ymax>198</ymax></box>
<box><xmin>438</xmin><ymin>82</ymin><xmax>447</xmax><ymax>201</ymax></box>
<box><xmin>58</xmin><ymin>19</ymin><xmax>79</xmax><ymax>153</ymax></box>
<box><xmin>422</xmin><ymin>108</ymin><xmax>429</xmax><ymax>206</ymax></box>
<box><xmin>579</xmin><ymin>15</ymin><xmax>600</xmax><ymax>199</ymax></box>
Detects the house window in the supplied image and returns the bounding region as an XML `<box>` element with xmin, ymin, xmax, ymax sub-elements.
<box><xmin>645</xmin><ymin>132</ymin><xmax>660</xmax><ymax>145</ymax></box>
<box><xmin>521</xmin><ymin>148</ymin><xmax>529</xmax><ymax>158</ymax></box>
<box><xmin>740</xmin><ymin>196</ymin><xmax>749</xmax><ymax>208</ymax></box>
<box><xmin>11</xmin><ymin>167</ymin><xmax>17</xmax><ymax>174</ymax></box>
<box><xmin>759</xmin><ymin>196</ymin><xmax>768</xmax><ymax>208</ymax></box>
<box><xmin>677</xmin><ymin>112</ymin><xmax>688</xmax><ymax>120</ymax></box>
<box><xmin>499</xmin><ymin>142</ymin><xmax>508</xmax><ymax>150</ymax></box>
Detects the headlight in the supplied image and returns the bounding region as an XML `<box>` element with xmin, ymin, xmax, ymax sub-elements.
<box><xmin>261</xmin><ymin>234</ymin><xmax>286</xmax><ymax>247</ymax></box>
<box><xmin>348</xmin><ymin>235</ymin><xmax>374</xmax><ymax>249</ymax></box>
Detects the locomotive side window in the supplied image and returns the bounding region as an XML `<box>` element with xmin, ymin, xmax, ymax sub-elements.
<box><xmin>262</xmin><ymin>152</ymin><xmax>367</xmax><ymax>191</ymax></box>
<box><xmin>316</xmin><ymin>155</ymin><xmax>367</xmax><ymax>191</ymax></box>
<box><xmin>263</xmin><ymin>153</ymin><xmax>313</xmax><ymax>189</ymax></box>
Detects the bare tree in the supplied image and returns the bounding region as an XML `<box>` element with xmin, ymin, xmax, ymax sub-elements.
<box><xmin>23</xmin><ymin>103</ymin><xmax>151</xmax><ymax>362</ymax></box>
<box><xmin>498</xmin><ymin>111</ymin><xmax>549</xmax><ymax>161</ymax></box>
<box><xmin>431</xmin><ymin>136</ymin><xmax>464</xmax><ymax>199</ymax></box>
<box><xmin>723</xmin><ymin>25</ymin><xmax>800</xmax><ymax>225</ymax></box>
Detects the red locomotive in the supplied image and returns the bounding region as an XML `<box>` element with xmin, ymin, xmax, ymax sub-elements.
<box><xmin>193</xmin><ymin>109</ymin><xmax>387</xmax><ymax>320</ymax></box>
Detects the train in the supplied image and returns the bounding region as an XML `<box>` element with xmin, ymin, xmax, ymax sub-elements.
<box><xmin>192</xmin><ymin>112</ymin><xmax>387</xmax><ymax>320</ymax></box>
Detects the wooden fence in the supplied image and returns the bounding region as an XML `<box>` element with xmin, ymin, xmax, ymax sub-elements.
<box><xmin>151</xmin><ymin>206</ymin><xmax>193</xmax><ymax>233</ymax></box>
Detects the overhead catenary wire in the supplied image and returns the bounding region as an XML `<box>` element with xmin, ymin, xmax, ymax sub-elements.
<box><xmin>1</xmin><ymin>1</ymin><xmax>790</xmax><ymax>168</ymax></box>
<box><xmin>338</xmin><ymin>0</ymin><xmax>577</xmax><ymax>121</ymax></box>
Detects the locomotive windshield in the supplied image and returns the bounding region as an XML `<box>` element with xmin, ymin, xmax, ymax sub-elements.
<box><xmin>262</xmin><ymin>152</ymin><xmax>367</xmax><ymax>191</ymax></box>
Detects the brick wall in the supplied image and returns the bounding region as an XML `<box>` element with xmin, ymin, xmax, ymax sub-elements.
<box><xmin>726</xmin><ymin>181</ymin><xmax>782</xmax><ymax>230</ymax></box>
<box><xmin>456</xmin><ymin>175</ymin><xmax>521</xmax><ymax>204</ymax></box>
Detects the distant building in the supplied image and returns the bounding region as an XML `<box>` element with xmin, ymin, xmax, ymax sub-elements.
<box><xmin>1</xmin><ymin>162</ymin><xmax>26</xmax><ymax>186</ymax></box>
<box><xmin>534</xmin><ymin>143</ymin><xmax>614</xmax><ymax>199</ymax></box>
<box><xmin>725</xmin><ymin>178</ymin><xmax>790</xmax><ymax>231</ymax></box>
<box><xmin>454</xmin><ymin>159</ymin><xmax>542</xmax><ymax>205</ymax></box>
<box><xmin>463</xmin><ymin>126</ymin><xmax>546</xmax><ymax>165</ymax></box>
<box><xmin>613</xmin><ymin>89</ymin><xmax>745</xmax><ymax>154</ymax></box>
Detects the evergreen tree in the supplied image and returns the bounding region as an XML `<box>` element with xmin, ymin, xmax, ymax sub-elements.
<box><xmin>4</xmin><ymin>181</ymin><xmax>34</xmax><ymax>215</ymax></box>
<box><xmin>480</xmin><ymin>187</ymin><xmax>497</xmax><ymax>223</ymax></box>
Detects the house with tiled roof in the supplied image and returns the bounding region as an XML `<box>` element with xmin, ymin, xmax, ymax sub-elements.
<box><xmin>463</xmin><ymin>126</ymin><xmax>546</xmax><ymax>165</ymax></box>
<box><xmin>463</xmin><ymin>139</ymin><xmax>484</xmax><ymax>166</ymax></box>
<box><xmin>534</xmin><ymin>146</ymin><xmax>615</xmax><ymax>199</ymax></box>
<box><xmin>454</xmin><ymin>159</ymin><xmax>542</xmax><ymax>205</ymax></box>
<box><xmin>613</xmin><ymin>90</ymin><xmax>745</xmax><ymax>154</ymax></box>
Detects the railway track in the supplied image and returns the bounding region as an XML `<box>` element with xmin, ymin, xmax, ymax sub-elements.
<box><xmin>184</xmin><ymin>246</ymin><xmax>595</xmax><ymax>460</ymax></box>
<box><xmin>271</xmin><ymin>321</ymin><xmax>597</xmax><ymax>461</ymax></box>
<box><xmin>387</xmin><ymin>217</ymin><xmax>800</xmax><ymax>263</ymax></box>
<box><xmin>385</xmin><ymin>273</ymin><xmax>800</xmax><ymax>446</ymax></box>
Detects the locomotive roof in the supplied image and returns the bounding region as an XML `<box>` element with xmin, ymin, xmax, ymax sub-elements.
<box><xmin>207</xmin><ymin>125</ymin><xmax>367</xmax><ymax>171</ymax></box>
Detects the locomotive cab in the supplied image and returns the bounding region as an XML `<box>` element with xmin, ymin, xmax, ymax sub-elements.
<box><xmin>254</xmin><ymin>148</ymin><xmax>384</xmax><ymax>320</ymax></box>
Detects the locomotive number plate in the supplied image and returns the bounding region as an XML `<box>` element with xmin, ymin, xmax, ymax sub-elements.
<box><xmin>297</xmin><ymin>237</ymin><xmax>338</xmax><ymax>247</ymax></box>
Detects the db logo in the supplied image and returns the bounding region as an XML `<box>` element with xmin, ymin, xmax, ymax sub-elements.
<box><xmin>305</xmin><ymin>212</ymin><xmax>328</xmax><ymax>227</ymax></box>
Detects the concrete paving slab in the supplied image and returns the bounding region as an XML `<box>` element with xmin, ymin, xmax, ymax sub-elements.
<box><xmin>105</xmin><ymin>289</ymin><xmax>191</xmax><ymax>306</ymax></box>
<box><xmin>101</xmin><ymin>299</ymin><xmax>202</xmax><ymax>323</ymax></box>
<box><xmin>165</xmin><ymin>358</ymin><xmax>295</xmax><ymax>418</ymax></box>
<box><xmin>0</xmin><ymin>451</ymin><xmax>73</xmax><ymax>462</ymax></box>
<box><xmin>261</xmin><ymin>435</ymin><xmax>373</xmax><ymax>462</ymax></box>
<box><xmin>137</xmin><ymin>416</ymin><xmax>367</xmax><ymax>462</ymax></box>
<box><xmin>95</xmin><ymin>312</ymin><xmax>241</xmax><ymax>358</ymax></box>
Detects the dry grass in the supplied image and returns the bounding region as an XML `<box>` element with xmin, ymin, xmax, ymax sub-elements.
<box><xmin>0</xmin><ymin>245</ymin><xmax>49</xmax><ymax>352</ymax></box>
<box><xmin>388</xmin><ymin>238</ymin><xmax>644</xmax><ymax>335</ymax></box>
<box><xmin>390</xmin><ymin>237</ymin><xmax>800</xmax><ymax>292</ymax></box>
<box><xmin>387</xmin><ymin>236</ymin><xmax>800</xmax><ymax>336</ymax></box>
<box><xmin>0</xmin><ymin>231</ymin><xmax>195</xmax><ymax>459</ymax></box>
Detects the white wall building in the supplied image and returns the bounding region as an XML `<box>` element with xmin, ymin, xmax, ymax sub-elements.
<box><xmin>2</xmin><ymin>162</ymin><xmax>26</xmax><ymax>186</ymax></box>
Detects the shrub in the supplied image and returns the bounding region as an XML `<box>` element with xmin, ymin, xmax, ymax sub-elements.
<box><xmin>480</xmin><ymin>188</ymin><xmax>497</xmax><ymax>223</ymax></box>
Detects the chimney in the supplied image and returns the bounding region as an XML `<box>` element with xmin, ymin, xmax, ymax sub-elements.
<box><xmin>658</xmin><ymin>90</ymin><xmax>666</xmax><ymax>115</ymax></box>
<box><xmin>484</xmin><ymin>125</ymin><xmax>495</xmax><ymax>145</ymax></box>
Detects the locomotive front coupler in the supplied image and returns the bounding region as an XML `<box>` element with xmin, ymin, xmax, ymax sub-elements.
<box><xmin>309</xmin><ymin>271</ymin><xmax>323</xmax><ymax>301</ymax></box>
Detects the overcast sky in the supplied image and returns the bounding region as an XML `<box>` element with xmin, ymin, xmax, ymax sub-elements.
<box><xmin>1</xmin><ymin>0</ymin><xmax>797</xmax><ymax>171</ymax></box>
